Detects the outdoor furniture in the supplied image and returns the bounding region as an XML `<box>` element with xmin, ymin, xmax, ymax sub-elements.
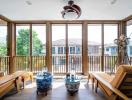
<box><xmin>36</xmin><ymin>72</ymin><xmax>52</xmax><ymax>96</ymax></box>
<box><xmin>20</xmin><ymin>72</ymin><xmax>33</xmax><ymax>88</ymax></box>
<box><xmin>89</xmin><ymin>65</ymin><xmax>132</xmax><ymax>100</ymax></box>
<box><xmin>65</xmin><ymin>73</ymin><xmax>80</xmax><ymax>95</ymax></box>
<box><xmin>87</xmin><ymin>72</ymin><xmax>115</xmax><ymax>90</ymax></box>
<box><xmin>0</xmin><ymin>71</ymin><xmax>33</xmax><ymax>98</ymax></box>
<box><xmin>0</xmin><ymin>71</ymin><xmax>26</xmax><ymax>97</ymax></box>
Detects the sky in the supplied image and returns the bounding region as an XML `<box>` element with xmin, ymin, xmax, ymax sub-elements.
<box><xmin>50</xmin><ymin>24</ymin><xmax>118</xmax><ymax>44</ymax></box>
<box><xmin>52</xmin><ymin>25</ymin><xmax>82</xmax><ymax>41</ymax></box>
<box><xmin>127</xmin><ymin>25</ymin><xmax>132</xmax><ymax>37</ymax></box>
<box><xmin>0</xmin><ymin>24</ymin><xmax>132</xmax><ymax>45</ymax></box>
<box><xmin>0</xmin><ymin>26</ymin><xmax>7</xmax><ymax>37</ymax></box>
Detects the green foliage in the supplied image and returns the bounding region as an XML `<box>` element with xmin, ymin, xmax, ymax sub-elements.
<box><xmin>16</xmin><ymin>29</ymin><xmax>43</xmax><ymax>55</ymax></box>
<box><xmin>0</xmin><ymin>43</ymin><xmax>7</xmax><ymax>56</ymax></box>
<box><xmin>32</xmin><ymin>31</ymin><xmax>44</xmax><ymax>55</ymax></box>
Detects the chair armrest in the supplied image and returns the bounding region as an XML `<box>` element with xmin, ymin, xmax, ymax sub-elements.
<box><xmin>92</xmin><ymin>73</ymin><xmax>130</xmax><ymax>100</ymax></box>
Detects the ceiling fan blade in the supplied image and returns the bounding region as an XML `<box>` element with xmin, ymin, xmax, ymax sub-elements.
<box><xmin>111</xmin><ymin>0</ymin><xmax>117</xmax><ymax>4</ymax></box>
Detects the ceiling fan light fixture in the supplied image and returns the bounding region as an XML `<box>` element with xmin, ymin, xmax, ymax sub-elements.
<box><xmin>61</xmin><ymin>0</ymin><xmax>81</xmax><ymax>19</ymax></box>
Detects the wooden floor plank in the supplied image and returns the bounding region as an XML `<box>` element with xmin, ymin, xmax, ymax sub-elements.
<box><xmin>3</xmin><ymin>79</ymin><xmax>106</xmax><ymax>100</ymax></box>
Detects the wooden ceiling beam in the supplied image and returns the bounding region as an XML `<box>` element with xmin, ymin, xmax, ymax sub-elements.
<box><xmin>122</xmin><ymin>15</ymin><xmax>132</xmax><ymax>22</ymax></box>
<box><xmin>0</xmin><ymin>14</ymin><xmax>12</xmax><ymax>22</ymax></box>
<box><xmin>13</xmin><ymin>20</ymin><xmax>120</xmax><ymax>24</ymax></box>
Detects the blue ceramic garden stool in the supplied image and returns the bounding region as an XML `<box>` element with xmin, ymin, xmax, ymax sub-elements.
<box><xmin>36</xmin><ymin>72</ymin><xmax>52</xmax><ymax>95</ymax></box>
<box><xmin>65</xmin><ymin>74</ymin><xmax>80</xmax><ymax>96</ymax></box>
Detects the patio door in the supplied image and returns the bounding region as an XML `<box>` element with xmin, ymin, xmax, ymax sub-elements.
<box><xmin>87</xmin><ymin>24</ymin><xmax>118</xmax><ymax>73</ymax></box>
<box><xmin>16</xmin><ymin>24</ymin><xmax>46</xmax><ymax>73</ymax></box>
<box><xmin>52</xmin><ymin>24</ymin><xmax>82</xmax><ymax>74</ymax></box>
<box><xmin>67</xmin><ymin>24</ymin><xmax>82</xmax><ymax>73</ymax></box>
<box><xmin>87</xmin><ymin>24</ymin><xmax>102</xmax><ymax>72</ymax></box>
<box><xmin>52</xmin><ymin>24</ymin><xmax>66</xmax><ymax>73</ymax></box>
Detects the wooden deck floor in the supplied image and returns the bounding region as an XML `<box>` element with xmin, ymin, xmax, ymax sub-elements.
<box><xmin>2</xmin><ymin>79</ymin><xmax>106</xmax><ymax>100</ymax></box>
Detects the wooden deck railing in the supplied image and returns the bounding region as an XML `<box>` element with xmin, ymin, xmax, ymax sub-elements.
<box><xmin>1</xmin><ymin>55</ymin><xmax>132</xmax><ymax>75</ymax></box>
<box><xmin>0</xmin><ymin>56</ymin><xmax>10</xmax><ymax>75</ymax></box>
<box><xmin>104</xmin><ymin>56</ymin><xmax>117</xmax><ymax>73</ymax></box>
<box><xmin>88</xmin><ymin>56</ymin><xmax>101</xmax><ymax>72</ymax></box>
<box><xmin>14</xmin><ymin>56</ymin><xmax>30</xmax><ymax>71</ymax></box>
<box><xmin>14</xmin><ymin>56</ymin><xmax>46</xmax><ymax>73</ymax></box>
<box><xmin>68</xmin><ymin>55</ymin><xmax>82</xmax><ymax>73</ymax></box>
<box><xmin>52</xmin><ymin>55</ymin><xmax>82</xmax><ymax>74</ymax></box>
<box><xmin>52</xmin><ymin>55</ymin><xmax>66</xmax><ymax>74</ymax></box>
<box><xmin>88</xmin><ymin>56</ymin><xmax>117</xmax><ymax>73</ymax></box>
<box><xmin>32</xmin><ymin>56</ymin><xmax>46</xmax><ymax>73</ymax></box>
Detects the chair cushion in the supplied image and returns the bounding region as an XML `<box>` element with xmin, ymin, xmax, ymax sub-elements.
<box><xmin>110</xmin><ymin>65</ymin><xmax>132</xmax><ymax>88</ymax></box>
<box><xmin>95</xmin><ymin>72</ymin><xmax>114</xmax><ymax>96</ymax></box>
<box><xmin>91</xmin><ymin>72</ymin><xmax>115</xmax><ymax>96</ymax></box>
<box><xmin>95</xmin><ymin>72</ymin><xmax>114</xmax><ymax>83</ymax></box>
<box><xmin>22</xmin><ymin>72</ymin><xmax>33</xmax><ymax>81</ymax></box>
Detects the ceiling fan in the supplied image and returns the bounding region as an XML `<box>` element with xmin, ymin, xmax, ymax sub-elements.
<box><xmin>110</xmin><ymin>0</ymin><xmax>117</xmax><ymax>5</ymax></box>
<box><xmin>61</xmin><ymin>0</ymin><xmax>81</xmax><ymax>19</ymax></box>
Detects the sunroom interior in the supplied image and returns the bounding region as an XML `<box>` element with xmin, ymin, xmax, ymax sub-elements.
<box><xmin>0</xmin><ymin>0</ymin><xmax>132</xmax><ymax>100</ymax></box>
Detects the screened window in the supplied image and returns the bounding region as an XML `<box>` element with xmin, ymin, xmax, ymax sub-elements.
<box><xmin>130</xmin><ymin>46</ymin><xmax>132</xmax><ymax>55</ymax></box>
<box><xmin>52</xmin><ymin>47</ymin><xmax>55</xmax><ymax>54</ymax></box>
<box><xmin>70</xmin><ymin>47</ymin><xmax>75</xmax><ymax>54</ymax></box>
<box><xmin>88</xmin><ymin>24</ymin><xmax>101</xmax><ymax>55</ymax></box>
<box><xmin>104</xmin><ymin>24</ymin><xmax>118</xmax><ymax>56</ymax></box>
<box><xmin>32</xmin><ymin>24</ymin><xmax>46</xmax><ymax>55</ymax></box>
<box><xmin>106</xmin><ymin>48</ymin><xmax>109</xmax><ymax>51</ymax></box>
<box><xmin>58</xmin><ymin>47</ymin><xmax>63</xmax><ymax>54</ymax></box>
<box><xmin>0</xmin><ymin>19</ymin><xmax>7</xmax><ymax>56</ymax></box>
<box><xmin>127</xmin><ymin>20</ymin><xmax>132</xmax><ymax>56</ymax></box>
<box><xmin>16</xmin><ymin>25</ymin><xmax>30</xmax><ymax>55</ymax></box>
<box><xmin>76</xmin><ymin>46</ymin><xmax>81</xmax><ymax>54</ymax></box>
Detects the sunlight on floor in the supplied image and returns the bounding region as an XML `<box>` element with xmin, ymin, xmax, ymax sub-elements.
<box><xmin>25</xmin><ymin>79</ymin><xmax>88</xmax><ymax>90</ymax></box>
<box><xmin>25</xmin><ymin>82</ymin><xmax>36</xmax><ymax>89</ymax></box>
<box><xmin>53</xmin><ymin>82</ymin><xmax>65</xmax><ymax>89</ymax></box>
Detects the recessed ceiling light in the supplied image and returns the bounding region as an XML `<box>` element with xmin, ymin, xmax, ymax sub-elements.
<box><xmin>26</xmin><ymin>0</ymin><xmax>32</xmax><ymax>5</ymax></box>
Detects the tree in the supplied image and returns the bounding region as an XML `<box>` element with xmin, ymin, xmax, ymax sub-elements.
<box><xmin>0</xmin><ymin>43</ymin><xmax>7</xmax><ymax>56</ymax></box>
<box><xmin>16</xmin><ymin>29</ymin><xmax>43</xmax><ymax>55</ymax></box>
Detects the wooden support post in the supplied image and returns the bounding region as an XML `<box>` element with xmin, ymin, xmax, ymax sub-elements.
<box><xmin>46</xmin><ymin>22</ymin><xmax>52</xmax><ymax>73</ymax></box>
<box><xmin>29</xmin><ymin>24</ymin><xmax>32</xmax><ymax>71</ymax></box>
<box><xmin>119</xmin><ymin>21</ymin><xmax>126</xmax><ymax>36</ymax></box>
<box><xmin>101</xmin><ymin>24</ymin><xmax>104</xmax><ymax>72</ymax></box>
<box><xmin>82</xmin><ymin>21</ymin><xmax>88</xmax><ymax>75</ymax></box>
<box><xmin>7</xmin><ymin>22</ymin><xmax>16</xmax><ymax>74</ymax></box>
<box><xmin>118</xmin><ymin>21</ymin><xmax>127</xmax><ymax>65</ymax></box>
<box><xmin>66</xmin><ymin>24</ymin><xmax>68</xmax><ymax>73</ymax></box>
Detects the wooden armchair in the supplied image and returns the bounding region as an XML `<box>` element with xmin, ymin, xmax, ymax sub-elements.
<box><xmin>89</xmin><ymin>65</ymin><xmax>132</xmax><ymax>100</ymax></box>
